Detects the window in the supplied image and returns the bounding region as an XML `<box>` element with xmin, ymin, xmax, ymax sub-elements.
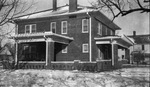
<box><xmin>82</xmin><ymin>44</ymin><xmax>89</xmax><ymax>53</ymax></box>
<box><xmin>105</xmin><ymin>27</ymin><xmax>107</xmax><ymax>35</ymax></box>
<box><xmin>51</xmin><ymin>22</ymin><xmax>56</xmax><ymax>33</ymax></box>
<box><xmin>98</xmin><ymin>49</ymin><xmax>102</xmax><ymax>59</ymax></box>
<box><xmin>110</xmin><ymin>30</ymin><xmax>113</xmax><ymax>35</ymax></box>
<box><xmin>82</xmin><ymin>19</ymin><xmax>88</xmax><ymax>33</ymax></box>
<box><xmin>25</xmin><ymin>25</ymin><xmax>30</xmax><ymax>33</ymax></box>
<box><xmin>62</xmin><ymin>45</ymin><xmax>68</xmax><ymax>53</ymax></box>
<box><xmin>98</xmin><ymin>23</ymin><xmax>102</xmax><ymax>35</ymax></box>
<box><xmin>25</xmin><ymin>24</ymin><xmax>36</xmax><ymax>33</ymax></box>
<box><xmin>61</xmin><ymin>21</ymin><xmax>67</xmax><ymax>34</ymax></box>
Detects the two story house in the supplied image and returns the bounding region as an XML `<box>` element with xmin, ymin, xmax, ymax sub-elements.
<box><xmin>12</xmin><ymin>0</ymin><xmax>133</xmax><ymax>70</ymax></box>
<box><xmin>129</xmin><ymin>31</ymin><xmax>150</xmax><ymax>64</ymax></box>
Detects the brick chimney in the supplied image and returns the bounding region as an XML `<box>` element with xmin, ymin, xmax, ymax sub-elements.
<box><xmin>133</xmin><ymin>31</ymin><xmax>136</xmax><ymax>36</ymax></box>
<box><xmin>69</xmin><ymin>0</ymin><xmax>77</xmax><ymax>12</ymax></box>
<box><xmin>53</xmin><ymin>0</ymin><xmax>57</xmax><ymax>11</ymax></box>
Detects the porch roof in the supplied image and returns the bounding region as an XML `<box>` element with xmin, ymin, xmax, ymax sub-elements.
<box><xmin>94</xmin><ymin>35</ymin><xmax>134</xmax><ymax>48</ymax></box>
<box><xmin>11</xmin><ymin>32</ymin><xmax>74</xmax><ymax>44</ymax></box>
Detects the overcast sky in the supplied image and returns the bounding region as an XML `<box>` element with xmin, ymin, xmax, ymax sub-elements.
<box><xmin>29</xmin><ymin>0</ymin><xmax>149</xmax><ymax>35</ymax></box>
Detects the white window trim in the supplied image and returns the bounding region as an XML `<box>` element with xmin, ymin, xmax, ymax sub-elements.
<box><xmin>25</xmin><ymin>24</ymin><xmax>36</xmax><ymax>34</ymax></box>
<box><xmin>98</xmin><ymin>23</ymin><xmax>102</xmax><ymax>35</ymax></box>
<box><xmin>82</xmin><ymin>19</ymin><xmax>89</xmax><ymax>33</ymax></box>
<box><xmin>50</xmin><ymin>22</ymin><xmax>56</xmax><ymax>33</ymax></box>
<box><xmin>61</xmin><ymin>21</ymin><xmax>67</xmax><ymax>34</ymax></box>
<box><xmin>82</xmin><ymin>43</ymin><xmax>89</xmax><ymax>53</ymax></box>
<box><xmin>62</xmin><ymin>47</ymin><xmax>68</xmax><ymax>53</ymax></box>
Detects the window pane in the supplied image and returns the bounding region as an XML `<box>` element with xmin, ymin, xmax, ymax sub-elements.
<box><xmin>63</xmin><ymin>28</ymin><xmax>67</xmax><ymax>33</ymax></box>
<box><xmin>98</xmin><ymin>23</ymin><xmax>102</xmax><ymax>35</ymax></box>
<box><xmin>51</xmin><ymin>22</ymin><xmax>56</xmax><ymax>33</ymax></box>
<box><xmin>62</xmin><ymin>21</ymin><xmax>67</xmax><ymax>34</ymax></box>
<box><xmin>31</xmin><ymin>25</ymin><xmax>36</xmax><ymax>33</ymax></box>
<box><xmin>25</xmin><ymin>25</ymin><xmax>30</xmax><ymax>33</ymax></box>
<box><xmin>82</xmin><ymin>19</ymin><xmax>88</xmax><ymax>33</ymax></box>
<box><xmin>83</xmin><ymin>44</ymin><xmax>88</xmax><ymax>53</ymax></box>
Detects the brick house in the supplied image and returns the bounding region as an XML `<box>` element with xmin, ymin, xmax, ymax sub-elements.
<box><xmin>12</xmin><ymin>0</ymin><xmax>133</xmax><ymax>70</ymax></box>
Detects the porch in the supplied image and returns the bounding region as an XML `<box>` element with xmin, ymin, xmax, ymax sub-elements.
<box><xmin>13</xmin><ymin>32</ymin><xmax>74</xmax><ymax>69</ymax></box>
<box><xmin>95</xmin><ymin>35</ymin><xmax>134</xmax><ymax>68</ymax></box>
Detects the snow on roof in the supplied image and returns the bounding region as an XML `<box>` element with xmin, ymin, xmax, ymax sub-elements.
<box><xmin>95</xmin><ymin>35</ymin><xmax>134</xmax><ymax>45</ymax></box>
<box><xmin>14</xmin><ymin>5</ymin><xmax>120</xmax><ymax>30</ymax></box>
<box><xmin>15</xmin><ymin>5</ymin><xmax>97</xmax><ymax>20</ymax></box>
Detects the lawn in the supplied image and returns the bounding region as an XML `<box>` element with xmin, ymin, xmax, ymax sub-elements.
<box><xmin>0</xmin><ymin>67</ymin><xmax>149</xmax><ymax>87</ymax></box>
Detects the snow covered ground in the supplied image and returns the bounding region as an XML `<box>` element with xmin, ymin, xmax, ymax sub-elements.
<box><xmin>0</xmin><ymin>67</ymin><xmax>149</xmax><ymax>87</ymax></box>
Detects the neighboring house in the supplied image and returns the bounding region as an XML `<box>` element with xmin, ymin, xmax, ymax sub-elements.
<box><xmin>11</xmin><ymin>0</ymin><xmax>133</xmax><ymax>70</ymax></box>
<box><xmin>129</xmin><ymin>31</ymin><xmax>150</xmax><ymax>64</ymax></box>
<box><xmin>0</xmin><ymin>45</ymin><xmax>13</xmax><ymax>62</ymax></box>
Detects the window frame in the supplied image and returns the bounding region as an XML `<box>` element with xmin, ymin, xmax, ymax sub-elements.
<box><xmin>82</xmin><ymin>19</ymin><xmax>89</xmax><ymax>33</ymax></box>
<box><xmin>50</xmin><ymin>22</ymin><xmax>56</xmax><ymax>33</ymax></box>
<box><xmin>105</xmin><ymin>27</ymin><xmax>107</xmax><ymax>35</ymax></box>
<box><xmin>98</xmin><ymin>22</ymin><xmax>102</xmax><ymax>35</ymax></box>
<box><xmin>25</xmin><ymin>24</ymin><xmax>36</xmax><ymax>34</ymax></box>
<box><xmin>82</xmin><ymin>43</ymin><xmax>89</xmax><ymax>53</ymax></box>
<box><xmin>61</xmin><ymin>21</ymin><xmax>68</xmax><ymax>34</ymax></box>
<box><xmin>110</xmin><ymin>30</ymin><xmax>113</xmax><ymax>35</ymax></box>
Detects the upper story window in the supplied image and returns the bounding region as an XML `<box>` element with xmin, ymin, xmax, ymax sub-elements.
<box><xmin>82</xmin><ymin>19</ymin><xmax>88</xmax><ymax>33</ymax></box>
<box><xmin>82</xmin><ymin>43</ymin><xmax>89</xmax><ymax>53</ymax></box>
<box><xmin>61</xmin><ymin>21</ymin><xmax>67</xmax><ymax>34</ymax></box>
<box><xmin>98</xmin><ymin>22</ymin><xmax>102</xmax><ymax>35</ymax></box>
<box><xmin>110</xmin><ymin>30</ymin><xmax>113</xmax><ymax>35</ymax></box>
<box><xmin>25</xmin><ymin>24</ymin><xmax>36</xmax><ymax>34</ymax></box>
<box><xmin>51</xmin><ymin>22</ymin><xmax>56</xmax><ymax>33</ymax></box>
<box><xmin>105</xmin><ymin>27</ymin><xmax>107</xmax><ymax>35</ymax></box>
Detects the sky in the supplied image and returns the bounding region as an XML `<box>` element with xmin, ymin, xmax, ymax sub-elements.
<box><xmin>30</xmin><ymin>0</ymin><xmax>149</xmax><ymax>36</ymax></box>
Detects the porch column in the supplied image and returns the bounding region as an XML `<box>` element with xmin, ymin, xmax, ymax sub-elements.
<box><xmin>112</xmin><ymin>44</ymin><xmax>118</xmax><ymax>68</ymax></box>
<box><xmin>111</xmin><ymin>44</ymin><xmax>114</xmax><ymax>66</ymax></box>
<box><xmin>46</xmin><ymin>38</ymin><xmax>54</xmax><ymax>69</ymax></box>
<box><xmin>15</xmin><ymin>41</ymin><xmax>18</xmax><ymax>65</ymax></box>
<box><xmin>125</xmin><ymin>48</ymin><xmax>130</xmax><ymax>64</ymax></box>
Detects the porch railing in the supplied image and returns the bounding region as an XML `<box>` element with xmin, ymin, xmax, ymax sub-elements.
<box><xmin>18</xmin><ymin>59</ymin><xmax>116</xmax><ymax>71</ymax></box>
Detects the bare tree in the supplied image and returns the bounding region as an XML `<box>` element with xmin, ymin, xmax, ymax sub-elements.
<box><xmin>0</xmin><ymin>0</ymin><xmax>34</xmax><ymax>26</ymax></box>
<box><xmin>0</xmin><ymin>0</ymin><xmax>34</xmax><ymax>69</ymax></box>
<box><xmin>91</xmin><ymin>0</ymin><xmax>150</xmax><ymax>20</ymax></box>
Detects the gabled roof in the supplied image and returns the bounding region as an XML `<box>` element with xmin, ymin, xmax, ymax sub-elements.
<box><xmin>128</xmin><ymin>34</ymin><xmax>150</xmax><ymax>44</ymax></box>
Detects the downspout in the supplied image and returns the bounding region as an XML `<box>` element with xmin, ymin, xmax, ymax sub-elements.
<box><xmin>87</xmin><ymin>12</ymin><xmax>92</xmax><ymax>62</ymax></box>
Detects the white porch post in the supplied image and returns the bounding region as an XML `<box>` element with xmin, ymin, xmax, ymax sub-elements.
<box><xmin>15</xmin><ymin>41</ymin><xmax>18</xmax><ymax>65</ymax></box>
<box><xmin>111</xmin><ymin>43</ymin><xmax>114</xmax><ymax>66</ymax></box>
<box><xmin>45</xmin><ymin>38</ymin><xmax>54</xmax><ymax>69</ymax></box>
